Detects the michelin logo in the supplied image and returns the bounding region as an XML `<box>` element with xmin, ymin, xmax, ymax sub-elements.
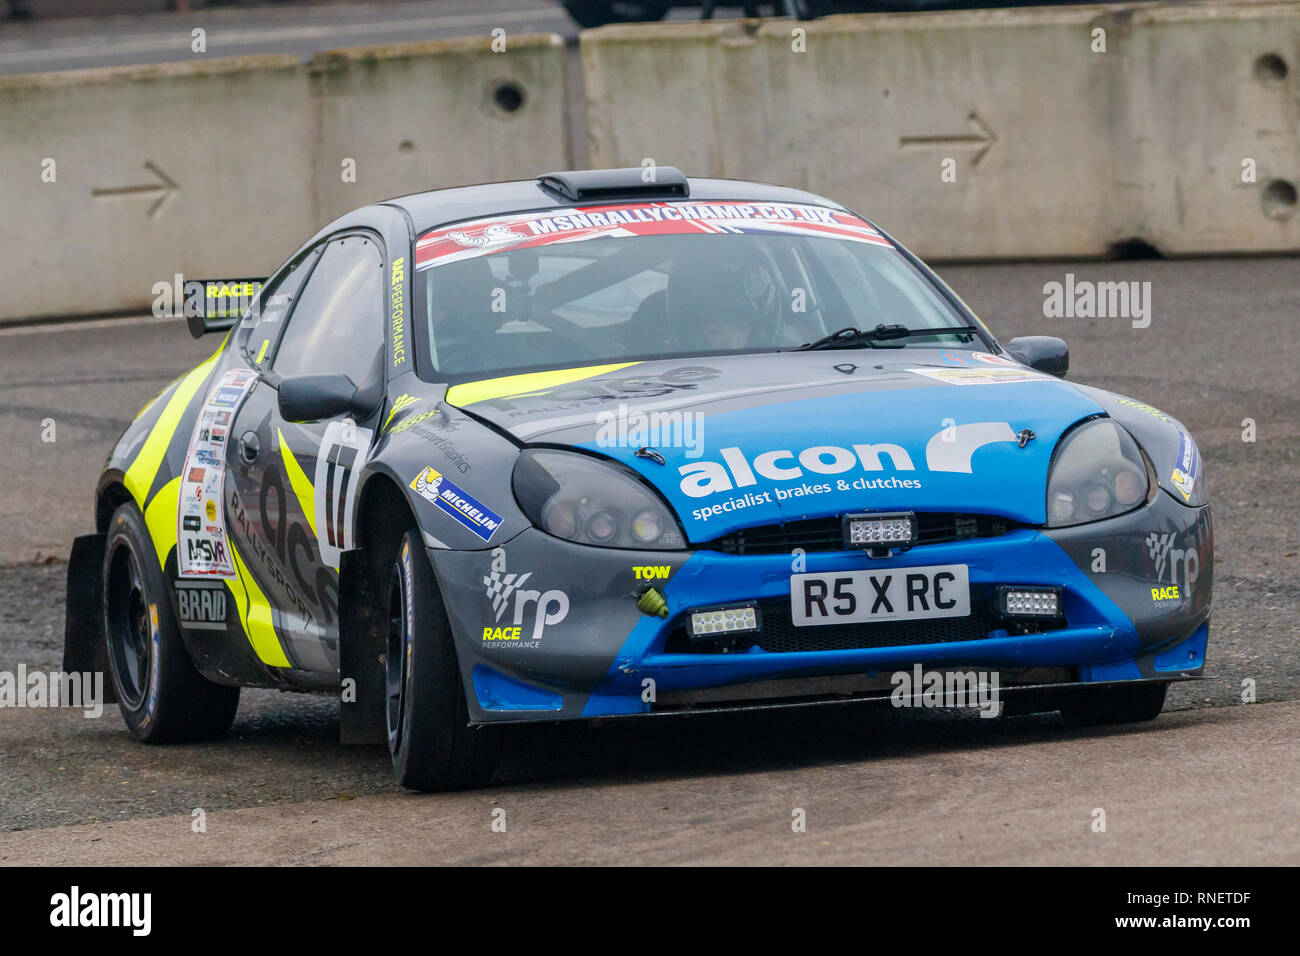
<box><xmin>410</xmin><ymin>466</ymin><xmax>502</xmax><ymax>542</ymax></box>
<box><xmin>1170</xmin><ymin>431</ymin><xmax>1200</xmax><ymax>502</ymax></box>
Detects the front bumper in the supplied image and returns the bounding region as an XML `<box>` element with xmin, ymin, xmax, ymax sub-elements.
<box><xmin>429</xmin><ymin>489</ymin><xmax>1212</xmax><ymax>723</ymax></box>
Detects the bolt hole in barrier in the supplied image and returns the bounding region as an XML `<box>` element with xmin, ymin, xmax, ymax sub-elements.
<box><xmin>493</xmin><ymin>81</ymin><xmax>526</xmax><ymax>113</ymax></box>
<box><xmin>1262</xmin><ymin>179</ymin><xmax>1299</xmax><ymax>220</ymax></box>
<box><xmin>1253</xmin><ymin>52</ymin><xmax>1289</xmax><ymax>84</ymax></box>
<box><xmin>1107</xmin><ymin>237</ymin><xmax>1163</xmax><ymax>260</ymax></box>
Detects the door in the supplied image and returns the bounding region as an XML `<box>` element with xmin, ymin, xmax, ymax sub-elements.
<box><xmin>226</xmin><ymin>233</ymin><xmax>388</xmax><ymax>675</ymax></box>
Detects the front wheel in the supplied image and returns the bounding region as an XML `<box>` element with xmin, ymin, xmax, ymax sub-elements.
<box><xmin>103</xmin><ymin>501</ymin><xmax>239</xmax><ymax>743</ymax></box>
<box><xmin>384</xmin><ymin>528</ymin><xmax>497</xmax><ymax>791</ymax></box>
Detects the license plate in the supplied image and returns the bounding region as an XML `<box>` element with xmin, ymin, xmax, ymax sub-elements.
<box><xmin>790</xmin><ymin>564</ymin><xmax>970</xmax><ymax>627</ymax></box>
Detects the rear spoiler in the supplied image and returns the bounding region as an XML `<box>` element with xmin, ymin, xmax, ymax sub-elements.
<box><xmin>183</xmin><ymin>279</ymin><xmax>265</xmax><ymax>338</ymax></box>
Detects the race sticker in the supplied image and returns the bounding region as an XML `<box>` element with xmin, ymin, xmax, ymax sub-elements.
<box><xmin>177</xmin><ymin>368</ymin><xmax>256</xmax><ymax>578</ymax></box>
<box><xmin>907</xmin><ymin>367</ymin><xmax>1047</xmax><ymax>386</ymax></box>
<box><xmin>313</xmin><ymin>419</ymin><xmax>374</xmax><ymax>570</ymax></box>
<box><xmin>415</xmin><ymin>201</ymin><xmax>893</xmax><ymax>272</ymax></box>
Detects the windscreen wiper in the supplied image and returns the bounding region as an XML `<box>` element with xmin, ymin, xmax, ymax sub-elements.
<box><xmin>794</xmin><ymin>323</ymin><xmax>982</xmax><ymax>351</ymax></box>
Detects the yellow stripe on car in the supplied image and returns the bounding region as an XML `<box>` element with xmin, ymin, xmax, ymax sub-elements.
<box><xmin>123</xmin><ymin>349</ymin><xmax>220</xmax><ymax>506</ymax></box>
<box><xmin>277</xmin><ymin>428</ymin><xmax>317</xmax><ymax>539</ymax></box>
<box><xmin>142</xmin><ymin>477</ymin><xmax>181</xmax><ymax>570</ymax></box>
<box><xmin>226</xmin><ymin>540</ymin><xmax>291</xmax><ymax>668</ymax></box>
<box><xmin>445</xmin><ymin>362</ymin><xmax>642</xmax><ymax>407</ymax></box>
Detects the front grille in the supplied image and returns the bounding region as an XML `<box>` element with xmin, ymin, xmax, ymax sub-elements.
<box><xmin>665</xmin><ymin>595</ymin><xmax>1002</xmax><ymax>655</ymax></box>
<box><xmin>702</xmin><ymin>512</ymin><xmax>1017</xmax><ymax>556</ymax></box>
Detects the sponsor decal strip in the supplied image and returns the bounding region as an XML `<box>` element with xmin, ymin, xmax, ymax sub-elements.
<box><xmin>415</xmin><ymin>201</ymin><xmax>892</xmax><ymax>271</ymax></box>
<box><xmin>177</xmin><ymin>368</ymin><xmax>257</xmax><ymax>579</ymax></box>
<box><xmin>445</xmin><ymin>362</ymin><xmax>642</xmax><ymax>408</ymax></box>
<box><xmin>390</xmin><ymin>256</ymin><xmax>407</xmax><ymax>369</ymax></box>
<box><xmin>226</xmin><ymin>539</ymin><xmax>291</xmax><ymax>668</ymax></box>
<box><xmin>142</xmin><ymin>478</ymin><xmax>181</xmax><ymax>572</ymax></box>
<box><xmin>1171</xmin><ymin>431</ymin><xmax>1200</xmax><ymax>502</ymax></box>
<box><xmin>277</xmin><ymin>428</ymin><xmax>318</xmax><ymax>539</ymax></box>
<box><xmin>122</xmin><ymin>348</ymin><xmax>221</xmax><ymax>508</ymax></box>
<box><xmin>907</xmin><ymin>367</ymin><xmax>1047</xmax><ymax>386</ymax></box>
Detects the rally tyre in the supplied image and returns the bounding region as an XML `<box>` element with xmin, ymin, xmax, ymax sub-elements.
<box><xmin>385</xmin><ymin>527</ymin><xmax>497</xmax><ymax>792</ymax></box>
<box><xmin>1059</xmin><ymin>681</ymin><xmax>1169</xmax><ymax>726</ymax></box>
<box><xmin>102</xmin><ymin>501</ymin><xmax>240</xmax><ymax>743</ymax></box>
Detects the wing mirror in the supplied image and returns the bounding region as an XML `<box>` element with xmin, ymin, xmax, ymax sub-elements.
<box><xmin>277</xmin><ymin>373</ymin><xmax>382</xmax><ymax>423</ymax></box>
<box><xmin>1005</xmin><ymin>336</ymin><xmax>1069</xmax><ymax>378</ymax></box>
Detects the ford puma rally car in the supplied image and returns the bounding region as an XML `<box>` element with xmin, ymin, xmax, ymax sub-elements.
<box><xmin>65</xmin><ymin>168</ymin><xmax>1213</xmax><ymax>791</ymax></box>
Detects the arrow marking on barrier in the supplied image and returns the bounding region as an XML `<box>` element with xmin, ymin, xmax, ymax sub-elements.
<box><xmin>899</xmin><ymin>112</ymin><xmax>997</xmax><ymax>167</ymax></box>
<box><xmin>91</xmin><ymin>161</ymin><xmax>179</xmax><ymax>218</ymax></box>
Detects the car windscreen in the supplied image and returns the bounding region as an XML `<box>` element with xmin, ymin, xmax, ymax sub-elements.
<box><xmin>414</xmin><ymin>200</ymin><xmax>974</xmax><ymax>380</ymax></box>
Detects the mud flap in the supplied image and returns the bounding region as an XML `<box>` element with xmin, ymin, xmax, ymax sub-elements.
<box><xmin>339</xmin><ymin>548</ymin><xmax>386</xmax><ymax>745</ymax></box>
<box><xmin>63</xmin><ymin>533</ymin><xmax>116</xmax><ymax>704</ymax></box>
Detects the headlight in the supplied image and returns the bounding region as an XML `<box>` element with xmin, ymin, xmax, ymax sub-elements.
<box><xmin>512</xmin><ymin>449</ymin><xmax>686</xmax><ymax>550</ymax></box>
<box><xmin>1046</xmin><ymin>419</ymin><xmax>1149</xmax><ymax>527</ymax></box>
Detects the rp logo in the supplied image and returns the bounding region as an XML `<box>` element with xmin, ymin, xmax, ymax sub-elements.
<box><xmin>482</xmin><ymin>548</ymin><xmax>569</xmax><ymax>644</ymax></box>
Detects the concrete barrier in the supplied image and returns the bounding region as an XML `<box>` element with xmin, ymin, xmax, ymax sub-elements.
<box><xmin>581</xmin><ymin>2</ymin><xmax>1300</xmax><ymax>260</ymax></box>
<box><xmin>0</xmin><ymin>56</ymin><xmax>312</xmax><ymax>322</ymax></box>
<box><xmin>0</xmin><ymin>35</ymin><xmax>569</xmax><ymax>322</ymax></box>
<box><xmin>312</xmin><ymin>35</ymin><xmax>569</xmax><ymax>224</ymax></box>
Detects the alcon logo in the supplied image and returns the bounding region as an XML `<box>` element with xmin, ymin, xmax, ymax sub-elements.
<box><xmin>678</xmin><ymin>422</ymin><xmax>1022</xmax><ymax>498</ymax></box>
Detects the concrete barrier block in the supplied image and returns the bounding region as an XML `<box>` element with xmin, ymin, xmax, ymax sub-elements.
<box><xmin>581</xmin><ymin>2</ymin><xmax>1300</xmax><ymax>259</ymax></box>
<box><xmin>311</xmin><ymin>33</ymin><xmax>571</xmax><ymax>223</ymax></box>
<box><xmin>0</xmin><ymin>33</ymin><xmax>570</xmax><ymax>322</ymax></box>
<box><xmin>0</xmin><ymin>56</ymin><xmax>314</xmax><ymax>321</ymax></box>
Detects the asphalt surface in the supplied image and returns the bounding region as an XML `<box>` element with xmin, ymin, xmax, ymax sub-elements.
<box><xmin>0</xmin><ymin>256</ymin><xmax>1297</xmax><ymax>862</ymax></box>
<box><xmin>0</xmin><ymin>1</ymin><xmax>578</xmax><ymax>75</ymax></box>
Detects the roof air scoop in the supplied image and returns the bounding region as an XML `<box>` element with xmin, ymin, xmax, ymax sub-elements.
<box><xmin>538</xmin><ymin>167</ymin><xmax>689</xmax><ymax>202</ymax></box>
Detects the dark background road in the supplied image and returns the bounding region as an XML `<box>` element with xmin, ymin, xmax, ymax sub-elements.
<box><xmin>2</xmin><ymin>256</ymin><xmax>1297</xmax><ymax>861</ymax></box>
<box><xmin>0</xmin><ymin>2</ymin><xmax>578</xmax><ymax>75</ymax></box>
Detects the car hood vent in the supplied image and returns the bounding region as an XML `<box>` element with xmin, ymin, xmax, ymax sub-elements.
<box><xmin>538</xmin><ymin>167</ymin><xmax>689</xmax><ymax>202</ymax></box>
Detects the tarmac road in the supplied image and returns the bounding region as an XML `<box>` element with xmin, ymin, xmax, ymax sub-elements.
<box><xmin>0</xmin><ymin>255</ymin><xmax>1297</xmax><ymax>863</ymax></box>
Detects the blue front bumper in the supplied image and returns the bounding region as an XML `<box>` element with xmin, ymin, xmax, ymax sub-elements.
<box><xmin>430</xmin><ymin>493</ymin><xmax>1212</xmax><ymax>722</ymax></box>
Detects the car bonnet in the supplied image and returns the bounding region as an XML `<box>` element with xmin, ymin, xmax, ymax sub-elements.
<box><xmin>444</xmin><ymin>352</ymin><xmax>1107</xmax><ymax>542</ymax></box>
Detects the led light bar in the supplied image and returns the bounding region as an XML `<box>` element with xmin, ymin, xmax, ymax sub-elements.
<box><xmin>843</xmin><ymin>511</ymin><xmax>917</xmax><ymax>552</ymax></box>
<box><xmin>688</xmin><ymin>605</ymin><xmax>761</xmax><ymax>640</ymax></box>
<box><xmin>995</xmin><ymin>586</ymin><xmax>1063</xmax><ymax>620</ymax></box>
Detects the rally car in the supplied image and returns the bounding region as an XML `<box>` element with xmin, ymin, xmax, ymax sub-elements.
<box><xmin>65</xmin><ymin>167</ymin><xmax>1213</xmax><ymax>791</ymax></box>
